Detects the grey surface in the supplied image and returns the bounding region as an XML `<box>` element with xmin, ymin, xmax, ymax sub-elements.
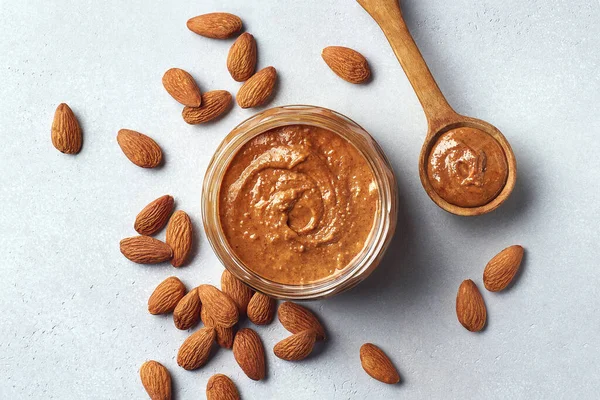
<box><xmin>1</xmin><ymin>0</ymin><xmax>599</xmax><ymax>399</ymax></box>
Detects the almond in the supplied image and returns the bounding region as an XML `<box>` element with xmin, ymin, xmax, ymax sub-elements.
<box><xmin>116</xmin><ymin>129</ymin><xmax>162</xmax><ymax>168</ymax></box>
<box><xmin>227</xmin><ymin>32</ymin><xmax>257</xmax><ymax>82</ymax></box>
<box><xmin>201</xmin><ymin>306</ymin><xmax>235</xmax><ymax>349</ymax></box>
<box><xmin>359</xmin><ymin>343</ymin><xmax>400</xmax><ymax>384</ymax></box>
<box><xmin>148</xmin><ymin>276</ymin><xmax>186</xmax><ymax>315</ymax></box>
<box><xmin>196</xmin><ymin>285</ymin><xmax>239</xmax><ymax>328</ymax></box>
<box><xmin>247</xmin><ymin>292</ymin><xmax>276</xmax><ymax>325</ymax></box>
<box><xmin>182</xmin><ymin>90</ymin><xmax>232</xmax><ymax>124</ymax></box>
<box><xmin>236</xmin><ymin>66</ymin><xmax>277</xmax><ymax>108</ymax></box>
<box><xmin>162</xmin><ymin>68</ymin><xmax>202</xmax><ymax>107</ymax></box>
<box><xmin>278</xmin><ymin>301</ymin><xmax>326</xmax><ymax>341</ymax></box>
<box><xmin>119</xmin><ymin>236</ymin><xmax>173</xmax><ymax>264</ymax></box>
<box><xmin>173</xmin><ymin>288</ymin><xmax>201</xmax><ymax>330</ymax></box>
<box><xmin>177</xmin><ymin>326</ymin><xmax>216</xmax><ymax>370</ymax></box>
<box><xmin>221</xmin><ymin>269</ymin><xmax>254</xmax><ymax>316</ymax></box>
<box><xmin>232</xmin><ymin>328</ymin><xmax>265</xmax><ymax>380</ymax></box>
<box><xmin>322</xmin><ymin>46</ymin><xmax>371</xmax><ymax>84</ymax></box>
<box><xmin>206</xmin><ymin>374</ymin><xmax>240</xmax><ymax>400</ymax></box>
<box><xmin>51</xmin><ymin>103</ymin><xmax>82</xmax><ymax>154</ymax></box>
<box><xmin>456</xmin><ymin>279</ymin><xmax>487</xmax><ymax>332</ymax></box>
<box><xmin>483</xmin><ymin>245</ymin><xmax>524</xmax><ymax>292</ymax></box>
<box><xmin>273</xmin><ymin>330</ymin><xmax>317</xmax><ymax>361</ymax></box>
<box><xmin>134</xmin><ymin>195</ymin><xmax>174</xmax><ymax>236</ymax></box>
<box><xmin>187</xmin><ymin>13</ymin><xmax>242</xmax><ymax>39</ymax></box>
<box><xmin>165</xmin><ymin>210</ymin><xmax>193</xmax><ymax>267</ymax></box>
<box><xmin>140</xmin><ymin>360</ymin><xmax>171</xmax><ymax>400</ymax></box>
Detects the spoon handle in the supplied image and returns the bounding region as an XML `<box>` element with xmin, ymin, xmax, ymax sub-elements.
<box><xmin>357</xmin><ymin>0</ymin><xmax>456</xmax><ymax>133</ymax></box>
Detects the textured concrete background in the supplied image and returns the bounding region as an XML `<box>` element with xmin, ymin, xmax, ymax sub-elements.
<box><xmin>1</xmin><ymin>0</ymin><xmax>599</xmax><ymax>399</ymax></box>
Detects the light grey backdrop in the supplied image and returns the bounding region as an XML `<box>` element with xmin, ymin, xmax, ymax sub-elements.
<box><xmin>1</xmin><ymin>0</ymin><xmax>599</xmax><ymax>399</ymax></box>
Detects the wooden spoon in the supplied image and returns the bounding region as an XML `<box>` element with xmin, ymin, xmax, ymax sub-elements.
<box><xmin>357</xmin><ymin>0</ymin><xmax>516</xmax><ymax>216</ymax></box>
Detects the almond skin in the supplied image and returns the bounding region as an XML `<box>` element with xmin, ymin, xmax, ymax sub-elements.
<box><xmin>140</xmin><ymin>360</ymin><xmax>171</xmax><ymax>400</ymax></box>
<box><xmin>360</xmin><ymin>343</ymin><xmax>400</xmax><ymax>384</ymax></box>
<box><xmin>119</xmin><ymin>236</ymin><xmax>173</xmax><ymax>264</ymax></box>
<box><xmin>187</xmin><ymin>13</ymin><xmax>242</xmax><ymax>39</ymax></box>
<box><xmin>456</xmin><ymin>279</ymin><xmax>487</xmax><ymax>332</ymax></box>
<box><xmin>51</xmin><ymin>103</ymin><xmax>82</xmax><ymax>154</ymax></box>
<box><xmin>134</xmin><ymin>195</ymin><xmax>174</xmax><ymax>236</ymax></box>
<box><xmin>148</xmin><ymin>276</ymin><xmax>186</xmax><ymax>315</ymax></box>
<box><xmin>273</xmin><ymin>330</ymin><xmax>317</xmax><ymax>361</ymax></box>
<box><xmin>232</xmin><ymin>328</ymin><xmax>265</xmax><ymax>380</ymax></box>
<box><xmin>162</xmin><ymin>68</ymin><xmax>202</xmax><ymax>107</ymax></box>
<box><xmin>322</xmin><ymin>46</ymin><xmax>371</xmax><ymax>84</ymax></box>
<box><xmin>227</xmin><ymin>32</ymin><xmax>257</xmax><ymax>82</ymax></box>
<box><xmin>278</xmin><ymin>301</ymin><xmax>326</xmax><ymax>341</ymax></box>
<box><xmin>116</xmin><ymin>129</ymin><xmax>162</xmax><ymax>168</ymax></box>
<box><xmin>182</xmin><ymin>90</ymin><xmax>232</xmax><ymax>124</ymax></box>
<box><xmin>173</xmin><ymin>288</ymin><xmax>201</xmax><ymax>330</ymax></box>
<box><xmin>165</xmin><ymin>210</ymin><xmax>193</xmax><ymax>267</ymax></box>
<box><xmin>196</xmin><ymin>285</ymin><xmax>239</xmax><ymax>328</ymax></box>
<box><xmin>206</xmin><ymin>374</ymin><xmax>240</xmax><ymax>400</ymax></box>
<box><xmin>221</xmin><ymin>269</ymin><xmax>254</xmax><ymax>316</ymax></box>
<box><xmin>236</xmin><ymin>66</ymin><xmax>277</xmax><ymax>108</ymax></box>
<box><xmin>201</xmin><ymin>306</ymin><xmax>235</xmax><ymax>349</ymax></box>
<box><xmin>483</xmin><ymin>245</ymin><xmax>524</xmax><ymax>292</ymax></box>
<box><xmin>177</xmin><ymin>326</ymin><xmax>216</xmax><ymax>370</ymax></box>
<box><xmin>247</xmin><ymin>292</ymin><xmax>276</xmax><ymax>325</ymax></box>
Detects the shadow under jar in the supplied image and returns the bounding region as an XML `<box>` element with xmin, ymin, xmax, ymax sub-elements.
<box><xmin>203</xmin><ymin>106</ymin><xmax>398</xmax><ymax>300</ymax></box>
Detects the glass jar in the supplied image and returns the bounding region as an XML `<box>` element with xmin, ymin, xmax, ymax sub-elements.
<box><xmin>202</xmin><ymin>105</ymin><xmax>398</xmax><ymax>300</ymax></box>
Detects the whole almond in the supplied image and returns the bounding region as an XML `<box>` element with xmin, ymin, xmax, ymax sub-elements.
<box><xmin>201</xmin><ymin>306</ymin><xmax>235</xmax><ymax>349</ymax></box>
<box><xmin>140</xmin><ymin>360</ymin><xmax>171</xmax><ymax>400</ymax></box>
<box><xmin>322</xmin><ymin>46</ymin><xmax>371</xmax><ymax>84</ymax></box>
<box><xmin>187</xmin><ymin>13</ymin><xmax>242</xmax><ymax>39</ymax></box>
<box><xmin>177</xmin><ymin>326</ymin><xmax>216</xmax><ymax>370</ymax></box>
<box><xmin>162</xmin><ymin>68</ymin><xmax>202</xmax><ymax>107</ymax></box>
<box><xmin>173</xmin><ymin>288</ymin><xmax>201</xmax><ymax>330</ymax></box>
<box><xmin>182</xmin><ymin>90</ymin><xmax>232</xmax><ymax>124</ymax></box>
<box><xmin>117</xmin><ymin>129</ymin><xmax>162</xmax><ymax>168</ymax></box>
<box><xmin>197</xmin><ymin>285</ymin><xmax>239</xmax><ymax>328</ymax></box>
<box><xmin>273</xmin><ymin>330</ymin><xmax>317</xmax><ymax>361</ymax></box>
<box><xmin>119</xmin><ymin>236</ymin><xmax>173</xmax><ymax>264</ymax></box>
<box><xmin>278</xmin><ymin>301</ymin><xmax>326</xmax><ymax>341</ymax></box>
<box><xmin>227</xmin><ymin>33</ymin><xmax>257</xmax><ymax>82</ymax></box>
<box><xmin>236</xmin><ymin>66</ymin><xmax>277</xmax><ymax>108</ymax></box>
<box><xmin>206</xmin><ymin>374</ymin><xmax>240</xmax><ymax>400</ymax></box>
<box><xmin>247</xmin><ymin>292</ymin><xmax>276</xmax><ymax>325</ymax></box>
<box><xmin>359</xmin><ymin>343</ymin><xmax>400</xmax><ymax>384</ymax></box>
<box><xmin>148</xmin><ymin>276</ymin><xmax>186</xmax><ymax>315</ymax></box>
<box><xmin>51</xmin><ymin>103</ymin><xmax>82</xmax><ymax>154</ymax></box>
<box><xmin>134</xmin><ymin>195</ymin><xmax>174</xmax><ymax>236</ymax></box>
<box><xmin>221</xmin><ymin>269</ymin><xmax>254</xmax><ymax>316</ymax></box>
<box><xmin>165</xmin><ymin>210</ymin><xmax>193</xmax><ymax>267</ymax></box>
<box><xmin>456</xmin><ymin>279</ymin><xmax>487</xmax><ymax>332</ymax></box>
<box><xmin>483</xmin><ymin>245</ymin><xmax>524</xmax><ymax>292</ymax></box>
<box><xmin>232</xmin><ymin>328</ymin><xmax>265</xmax><ymax>380</ymax></box>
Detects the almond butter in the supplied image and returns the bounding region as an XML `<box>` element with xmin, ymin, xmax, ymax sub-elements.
<box><xmin>134</xmin><ymin>195</ymin><xmax>174</xmax><ymax>236</ymax></box>
<box><xmin>177</xmin><ymin>326</ymin><xmax>216</xmax><ymax>370</ymax></box>
<box><xmin>322</xmin><ymin>46</ymin><xmax>371</xmax><ymax>84</ymax></box>
<box><xmin>182</xmin><ymin>90</ymin><xmax>232</xmax><ymax>124</ymax></box>
<box><xmin>173</xmin><ymin>287</ymin><xmax>201</xmax><ymax>330</ymax></box>
<box><xmin>206</xmin><ymin>374</ymin><xmax>240</xmax><ymax>400</ymax></box>
<box><xmin>165</xmin><ymin>210</ymin><xmax>193</xmax><ymax>267</ymax></box>
<box><xmin>162</xmin><ymin>68</ymin><xmax>202</xmax><ymax>107</ymax></box>
<box><xmin>119</xmin><ymin>236</ymin><xmax>173</xmax><ymax>264</ymax></box>
<box><xmin>221</xmin><ymin>269</ymin><xmax>254</xmax><ymax>316</ymax></box>
<box><xmin>196</xmin><ymin>285</ymin><xmax>239</xmax><ymax>328</ymax></box>
<box><xmin>187</xmin><ymin>13</ymin><xmax>242</xmax><ymax>39</ymax></box>
<box><xmin>456</xmin><ymin>279</ymin><xmax>487</xmax><ymax>332</ymax></box>
<box><xmin>116</xmin><ymin>129</ymin><xmax>162</xmax><ymax>168</ymax></box>
<box><xmin>483</xmin><ymin>245</ymin><xmax>524</xmax><ymax>292</ymax></box>
<box><xmin>148</xmin><ymin>276</ymin><xmax>186</xmax><ymax>315</ymax></box>
<box><xmin>227</xmin><ymin>32</ymin><xmax>257</xmax><ymax>82</ymax></box>
<box><xmin>247</xmin><ymin>292</ymin><xmax>276</xmax><ymax>325</ymax></box>
<box><xmin>140</xmin><ymin>360</ymin><xmax>171</xmax><ymax>400</ymax></box>
<box><xmin>201</xmin><ymin>306</ymin><xmax>235</xmax><ymax>349</ymax></box>
<box><xmin>236</xmin><ymin>66</ymin><xmax>277</xmax><ymax>108</ymax></box>
<box><xmin>232</xmin><ymin>328</ymin><xmax>265</xmax><ymax>380</ymax></box>
<box><xmin>51</xmin><ymin>103</ymin><xmax>82</xmax><ymax>154</ymax></box>
<box><xmin>273</xmin><ymin>330</ymin><xmax>317</xmax><ymax>361</ymax></box>
<box><xmin>359</xmin><ymin>343</ymin><xmax>400</xmax><ymax>384</ymax></box>
<box><xmin>278</xmin><ymin>301</ymin><xmax>326</xmax><ymax>341</ymax></box>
